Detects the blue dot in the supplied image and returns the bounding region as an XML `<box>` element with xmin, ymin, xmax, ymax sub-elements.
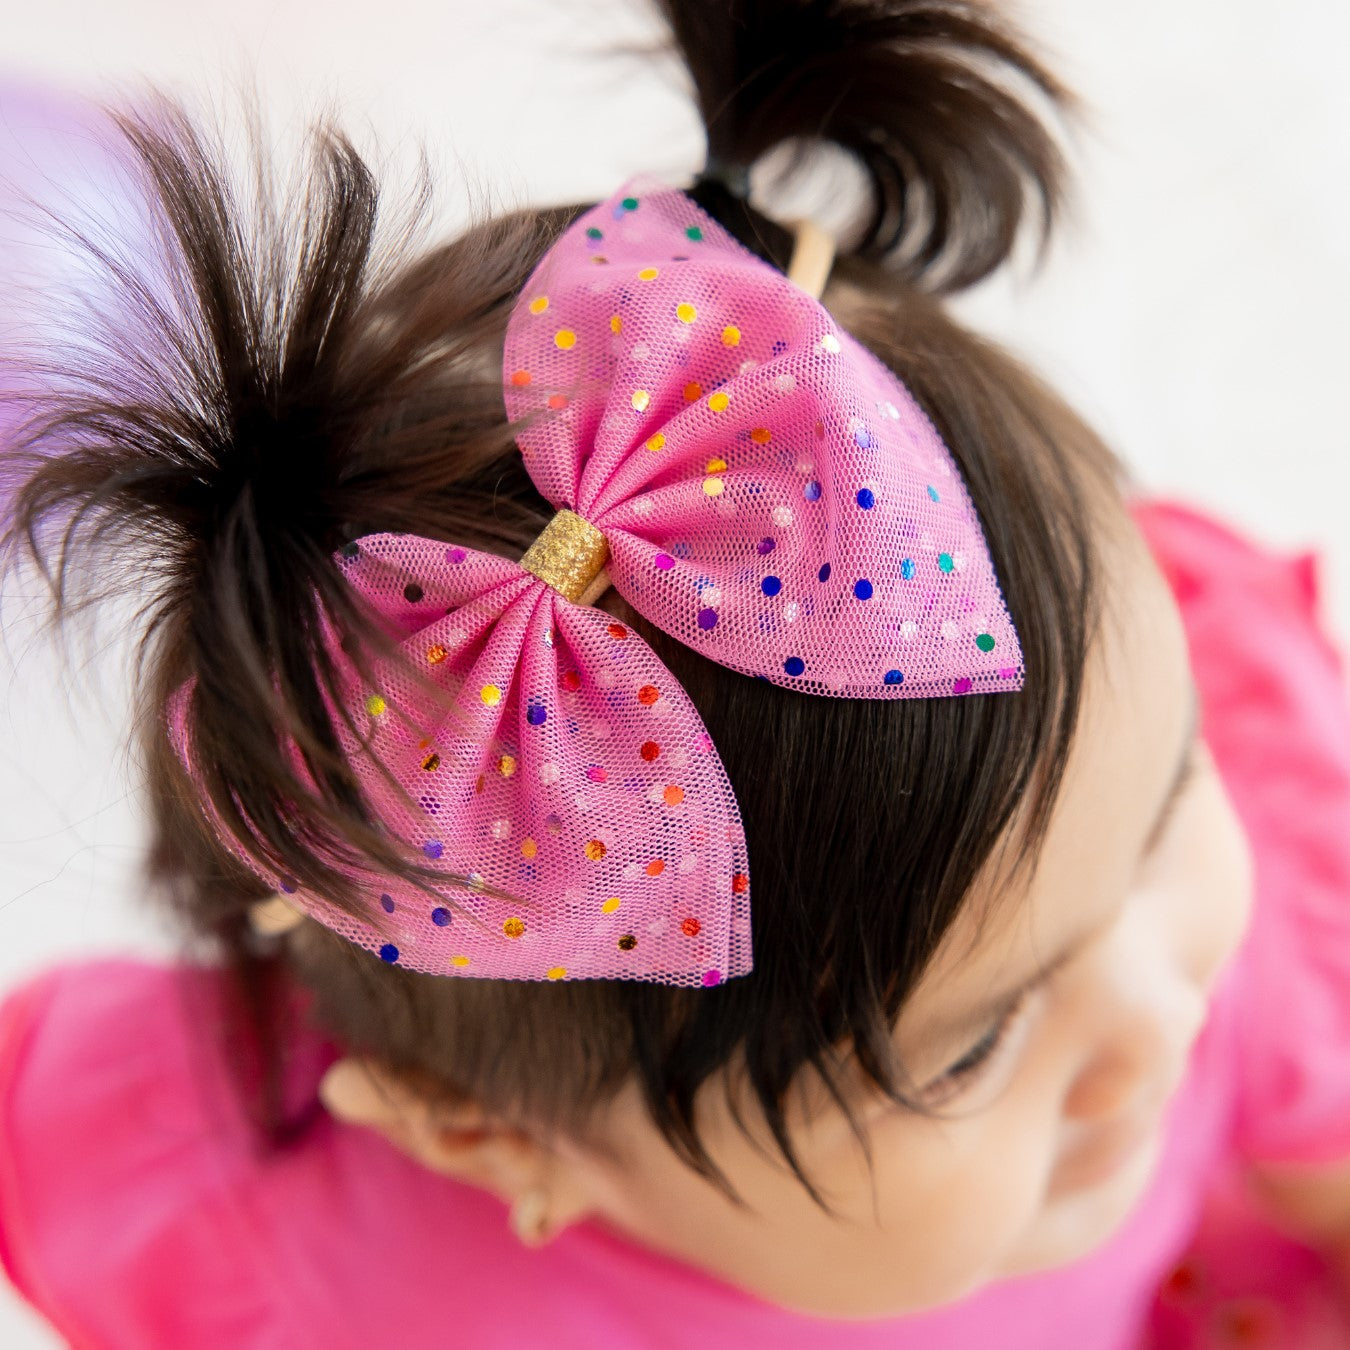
<box><xmin>784</xmin><ymin>657</ymin><xmax>806</xmax><ymax>677</ymax></box>
<box><xmin>761</xmin><ymin>576</ymin><xmax>782</xmax><ymax>596</ymax></box>
<box><xmin>279</xmin><ymin>875</ymin><xmax>298</xmax><ymax>894</ymax></box>
<box><xmin>804</xmin><ymin>480</ymin><xmax>822</xmax><ymax>502</ymax></box>
<box><xmin>431</xmin><ymin>907</ymin><xmax>452</xmax><ymax>927</ymax></box>
<box><xmin>854</xmin><ymin>579</ymin><xmax>873</xmax><ymax>600</ymax></box>
<box><xmin>901</xmin><ymin>557</ymin><xmax>916</xmax><ymax>580</ymax></box>
<box><xmin>424</xmin><ymin>840</ymin><xmax>444</xmax><ymax>859</ymax></box>
<box><xmin>818</xmin><ymin>562</ymin><xmax>831</xmax><ymax>583</ymax></box>
<box><xmin>884</xmin><ymin>669</ymin><xmax>904</xmax><ymax>685</ymax></box>
<box><xmin>380</xmin><ymin>893</ymin><xmax>396</xmax><ymax>913</ymax></box>
<box><xmin>856</xmin><ymin>488</ymin><xmax>875</xmax><ymax>509</ymax></box>
<box><xmin>854</xmin><ymin>427</ymin><xmax>873</xmax><ymax>449</ymax></box>
<box><xmin>379</xmin><ymin>944</ymin><xmax>399</xmax><ymax>963</ymax></box>
<box><xmin>697</xmin><ymin>607</ymin><xmax>719</xmax><ymax>630</ymax></box>
<box><xmin>927</xmin><ymin>484</ymin><xmax>940</xmax><ymax>502</ymax></box>
<box><xmin>527</xmin><ymin>703</ymin><xmax>547</xmax><ymax>726</ymax></box>
<box><xmin>757</xmin><ymin>536</ymin><xmax>776</xmax><ymax>555</ymax></box>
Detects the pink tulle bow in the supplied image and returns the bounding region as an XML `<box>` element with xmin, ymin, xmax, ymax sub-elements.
<box><xmin>171</xmin><ymin>176</ymin><xmax>1023</xmax><ymax>987</ymax></box>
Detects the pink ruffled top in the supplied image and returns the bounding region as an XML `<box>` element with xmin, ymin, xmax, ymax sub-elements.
<box><xmin>5</xmin><ymin>496</ymin><xmax>1350</xmax><ymax>1348</ymax></box>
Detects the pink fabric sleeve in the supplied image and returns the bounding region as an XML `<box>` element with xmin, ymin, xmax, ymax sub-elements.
<box><xmin>1134</xmin><ymin>498</ymin><xmax>1350</xmax><ymax>1166</ymax></box>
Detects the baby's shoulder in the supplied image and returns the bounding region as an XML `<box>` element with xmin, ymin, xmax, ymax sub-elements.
<box><xmin>0</xmin><ymin>959</ymin><xmax>330</xmax><ymax>1346</ymax></box>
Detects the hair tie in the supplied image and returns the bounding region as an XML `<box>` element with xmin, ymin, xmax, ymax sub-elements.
<box><xmin>170</xmin><ymin>175</ymin><xmax>1023</xmax><ymax>988</ymax></box>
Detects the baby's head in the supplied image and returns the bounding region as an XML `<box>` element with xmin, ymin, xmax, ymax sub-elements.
<box><xmin>0</xmin><ymin>0</ymin><xmax>1254</xmax><ymax>1322</ymax></box>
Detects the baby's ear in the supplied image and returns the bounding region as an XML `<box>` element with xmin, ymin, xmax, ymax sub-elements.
<box><xmin>318</xmin><ymin>1057</ymin><xmax>527</xmax><ymax>1193</ymax></box>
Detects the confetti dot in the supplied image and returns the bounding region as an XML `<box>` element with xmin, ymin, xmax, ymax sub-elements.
<box><xmin>427</xmin><ymin>644</ymin><xmax>448</xmax><ymax>664</ymax></box>
<box><xmin>618</xmin><ymin>934</ymin><xmax>637</xmax><ymax>950</ymax></box>
<box><xmin>480</xmin><ymin>684</ymin><xmax>502</xmax><ymax>706</ymax></box>
<box><xmin>610</xmin><ymin>314</ymin><xmax>623</xmax><ymax>334</ymax></box>
<box><xmin>608</xmin><ymin>622</ymin><xmax>629</xmax><ymax>640</ymax></box>
<box><xmin>622</xmin><ymin>196</ymin><xmax>639</xmax><ymax>211</ymax></box>
<box><xmin>772</xmin><ymin>506</ymin><xmax>794</xmax><ymax>527</ymax></box>
<box><xmin>721</xmin><ymin>325</ymin><xmax>741</xmax><ymax>346</ymax></box>
<box><xmin>676</xmin><ymin>302</ymin><xmax>697</xmax><ymax>323</ymax></box>
<box><xmin>586</xmin><ymin>227</ymin><xmax>603</xmax><ymax>240</ymax></box>
<box><xmin>884</xmin><ymin>669</ymin><xmax>904</xmax><ymax>685</ymax></box>
<box><xmin>638</xmin><ymin>267</ymin><xmax>660</xmax><ymax>281</ymax></box>
<box><xmin>938</xmin><ymin>553</ymin><xmax>954</xmax><ymax>573</ymax></box>
<box><xmin>681</xmin><ymin>916</ymin><xmax>701</xmax><ymax>937</ymax></box>
<box><xmin>584</xmin><ymin>839</ymin><xmax>608</xmax><ymax>861</ymax></box>
<box><xmin>654</xmin><ymin>552</ymin><xmax>674</xmax><ymax>570</ymax></box>
<box><xmin>750</xmin><ymin>427</ymin><xmax>771</xmax><ymax>444</ymax></box>
<box><xmin>821</xmin><ymin>333</ymin><xmax>841</xmax><ymax>353</ymax></box>
<box><xmin>927</xmin><ymin>485</ymin><xmax>940</xmax><ymax>502</ymax></box>
<box><xmin>528</xmin><ymin>296</ymin><xmax>549</xmax><ymax>315</ymax></box>
<box><xmin>632</xmin><ymin>389</ymin><xmax>651</xmax><ymax>412</ymax></box>
<box><xmin>503</xmin><ymin>918</ymin><xmax>526</xmax><ymax>939</ymax></box>
<box><xmin>757</xmin><ymin>537</ymin><xmax>776</xmax><ymax>555</ymax></box>
<box><xmin>446</xmin><ymin>547</ymin><xmax>466</xmax><ymax>564</ymax></box>
<box><xmin>708</xmin><ymin>391</ymin><xmax>730</xmax><ymax>413</ymax></box>
<box><xmin>901</xmin><ymin>558</ymin><xmax>916</xmax><ymax>580</ymax></box>
<box><xmin>421</xmin><ymin>752</ymin><xmax>441</xmax><ymax>772</ymax></box>
<box><xmin>431</xmin><ymin>907</ymin><xmax>452</xmax><ymax>927</ymax></box>
<box><xmin>663</xmin><ymin>784</ymin><xmax>685</xmax><ymax>806</ymax></box>
<box><xmin>854</xmin><ymin>579</ymin><xmax>874</xmax><ymax>600</ymax></box>
<box><xmin>854</xmin><ymin>426</ymin><xmax>872</xmax><ymax>449</ymax></box>
<box><xmin>638</xmin><ymin>684</ymin><xmax>661</xmax><ymax>705</ymax></box>
<box><xmin>640</xmin><ymin>740</ymin><xmax>661</xmax><ymax>761</ymax></box>
<box><xmin>953</xmin><ymin>678</ymin><xmax>973</xmax><ymax>694</ymax></box>
<box><xmin>804</xmin><ymin>480</ymin><xmax>822</xmax><ymax>501</ymax></box>
<box><xmin>646</xmin><ymin>432</ymin><xmax>666</xmax><ymax>452</ymax></box>
<box><xmin>539</xmin><ymin>762</ymin><xmax>560</xmax><ymax>785</ymax></box>
<box><xmin>702</xmin><ymin>476</ymin><xmax>724</xmax><ymax>497</ymax></box>
<box><xmin>510</xmin><ymin>369</ymin><xmax>531</xmax><ymax>387</ymax></box>
<box><xmin>646</xmin><ymin>859</ymin><xmax>665</xmax><ymax>877</ymax></box>
<box><xmin>366</xmin><ymin>694</ymin><xmax>386</xmax><ymax>716</ymax></box>
<box><xmin>784</xmin><ymin>656</ymin><xmax>805</xmax><ymax>677</ymax></box>
<box><xmin>424</xmin><ymin>840</ymin><xmax>443</xmax><ymax>859</ymax></box>
<box><xmin>379</xmin><ymin>944</ymin><xmax>399</xmax><ymax>963</ymax></box>
<box><xmin>450</xmin><ymin>955</ymin><xmax>470</xmax><ymax>967</ymax></box>
<box><xmin>761</xmin><ymin>575</ymin><xmax>782</xmax><ymax>596</ymax></box>
<box><xmin>685</xmin><ymin>225</ymin><xmax>703</xmax><ymax>241</ymax></box>
<box><xmin>818</xmin><ymin>562</ymin><xmax>832</xmax><ymax>583</ymax></box>
<box><xmin>732</xmin><ymin>873</ymin><xmax>749</xmax><ymax>894</ymax></box>
<box><xmin>683</xmin><ymin>381</ymin><xmax>702</xmax><ymax>401</ymax></box>
<box><xmin>553</xmin><ymin>328</ymin><xmax>576</xmax><ymax>350</ymax></box>
<box><xmin>697</xmin><ymin>607</ymin><xmax>719</xmax><ymax>629</ymax></box>
<box><xmin>856</xmin><ymin>488</ymin><xmax>875</xmax><ymax>509</ymax></box>
<box><xmin>547</xmin><ymin>967</ymin><xmax>567</xmax><ymax>980</ymax></box>
<box><xmin>499</xmin><ymin>754</ymin><xmax>517</xmax><ymax>777</ymax></box>
<box><xmin>774</xmin><ymin>373</ymin><xmax>796</xmax><ymax>393</ymax></box>
<box><xmin>521</xmin><ymin>837</ymin><xmax>538</xmax><ymax>858</ymax></box>
<box><xmin>380</xmin><ymin>893</ymin><xmax>396</xmax><ymax>913</ymax></box>
<box><xmin>602</xmin><ymin>896</ymin><xmax>622</xmax><ymax>914</ymax></box>
<box><xmin>527</xmin><ymin>702</ymin><xmax>547</xmax><ymax>726</ymax></box>
<box><xmin>976</xmin><ymin>633</ymin><xmax>996</xmax><ymax>652</ymax></box>
<box><xmin>547</xmin><ymin>394</ymin><xmax>569</xmax><ymax>410</ymax></box>
<box><xmin>702</xmin><ymin>969</ymin><xmax>723</xmax><ymax>987</ymax></box>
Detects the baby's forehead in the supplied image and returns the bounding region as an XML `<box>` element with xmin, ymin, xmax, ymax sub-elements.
<box><xmin>899</xmin><ymin>514</ymin><xmax>1195</xmax><ymax>1039</ymax></box>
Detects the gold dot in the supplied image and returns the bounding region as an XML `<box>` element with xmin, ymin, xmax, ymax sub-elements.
<box><xmin>705</xmin><ymin>456</ymin><xmax>728</xmax><ymax>473</ymax></box>
<box><xmin>601</xmin><ymin>896</ymin><xmax>621</xmax><ymax>914</ymax></box>
<box><xmin>365</xmin><ymin>694</ymin><xmax>386</xmax><ymax>716</ymax></box>
<box><xmin>631</xmin><ymin>389</ymin><xmax>651</xmax><ymax>412</ymax></box>
<box><xmin>708</xmin><ymin>391</ymin><xmax>729</xmax><ymax>413</ymax></box>
<box><xmin>721</xmin><ymin>325</ymin><xmax>741</xmax><ymax>346</ymax></box>
<box><xmin>427</xmin><ymin>644</ymin><xmax>448</xmax><ymax>664</ymax></box>
<box><xmin>498</xmin><ymin>754</ymin><xmax>517</xmax><ymax>777</ymax></box>
<box><xmin>610</xmin><ymin>314</ymin><xmax>622</xmax><ymax>334</ymax></box>
<box><xmin>503</xmin><ymin>917</ymin><xmax>526</xmax><ymax>939</ymax></box>
<box><xmin>480</xmin><ymin>684</ymin><xmax>502</xmax><ymax>706</ymax></box>
<box><xmin>676</xmin><ymin>302</ymin><xmax>697</xmax><ymax>324</ymax></box>
<box><xmin>528</xmin><ymin>295</ymin><xmax>549</xmax><ymax>315</ymax></box>
<box><xmin>750</xmin><ymin>427</ymin><xmax>771</xmax><ymax>444</ymax></box>
<box><xmin>663</xmin><ymin>784</ymin><xmax>685</xmax><ymax>805</ymax></box>
<box><xmin>554</xmin><ymin>329</ymin><xmax>577</xmax><ymax>350</ymax></box>
<box><xmin>702</xmin><ymin>477</ymin><xmax>725</xmax><ymax>497</ymax></box>
<box><xmin>637</xmin><ymin>267</ymin><xmax>659</xmax><ymax>281</ymax></box>
<box><xmin>450</xmin><ymin>954</ymin><xmax>471</xmax><ymax>967</ymax></box>
<box><xmin>645</xmin><ymin>432</ymin><xmax>666</xmax><ymax>452</ymax></box>
<box><xmin>584</xmin><ymin>838</ymin><xmax>607</xmax><ymax>861</ymax></box>
<box><xmin>520</xmin><ymin>837</ymin><xmax>538</xmax><ymax>859</ymax></box>
<box><xmin>546</xmin><ymin>966</ymin><xmax>567</xmax><ymax>980</ymax></box>
<box><xmin>683</xmin><ymin>381</ymin><xmax>702</xmax><ymax>402</ymax></box>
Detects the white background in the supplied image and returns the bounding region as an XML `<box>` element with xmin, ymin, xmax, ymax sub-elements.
<box><xmin>0</xmin><ymin>1</ymin><xmax>1347</xmax><ymax>1344</ymax></box>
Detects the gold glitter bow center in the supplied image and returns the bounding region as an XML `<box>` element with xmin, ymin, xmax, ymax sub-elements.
<box><xmin>519</xmin><ymin>508</ymin><xmax>612</xmax><ymax>606</ymax></box>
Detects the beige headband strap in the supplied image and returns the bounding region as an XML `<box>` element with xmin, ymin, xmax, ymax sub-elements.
<box><xmin>786</xmin><ymin>216</ymin><xmax>837</xmax><ymax>300</ymax></box>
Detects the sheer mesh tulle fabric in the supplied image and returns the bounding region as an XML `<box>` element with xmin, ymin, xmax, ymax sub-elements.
<box><xmin>167</xmin><ymin>176</ymin><xmax>1023</xmax><ymax>986</ymax></box>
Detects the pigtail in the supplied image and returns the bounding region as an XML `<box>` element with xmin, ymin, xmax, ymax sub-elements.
<box><xmin>0</xmin><ymin>90</ymin><xmax>566</xmax><ymax>937</ymax></box>
<box><xmin>660</xmin><ymin>0</ymin><xmax>1074</xmax><ymax>290</ymax></box>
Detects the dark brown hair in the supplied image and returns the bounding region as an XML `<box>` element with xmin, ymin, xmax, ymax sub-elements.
<box><xmin>0</xmin><ymin>0</ymin><xmax>1123</xmax><ymax>1211</ymax></box>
